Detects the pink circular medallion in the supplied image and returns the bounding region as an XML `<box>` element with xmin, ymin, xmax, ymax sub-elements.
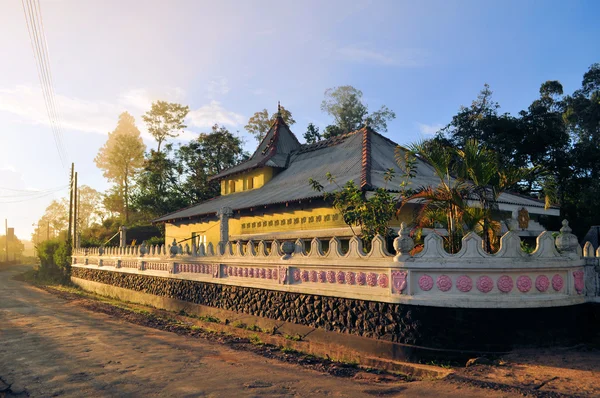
<box><xmin>497</xmin><ymin>275</ymin><xmax>513</xmax><ymax>293</ymax></box>
<box><xmin>336</xmin><ymin>271</ymin><xmax>345</xmax><ymax>284</ymax></box>
<box><xmin>378</xmin><ymin>274</ymin><xmax>389</xmax><ymax>288</ymax></box>
<box><xmin>357</xmin><ymin>272</ymin><xmax>366</xmax><ymax>286</ymax></box>
<box><xmin>318</xmin><ymin>271</ymin><xmax>326</xmax><ymax>283</ymax></box>
<box><xmin>326</xmin><ymin>271</ymin><xmax>336</xmax><ymax>283</ymax></box>
<box><xmin>456</xmin><ymin>275</ymin><xmax>473</xmax><ymax>292</ymax></box>
<box><xmin>309</xmin><ymin>270</ymin><xmax>317</xmax><ymax>282</ymax></box>
<box><xmin>436</xmin><ymin>275</ymin><xmax>452</xmax><ymax>292</ymax></box>
<box><xmin>536</xmin><ymin>275</ymin><xmax>549</xmax><ymax>292</ymax></box>
<box><xmin>366</xmin><ymin>272</ymin><xmax>378</xmax><ymax>287</ymax></box>
<box><xmin>419</xmin><ymin>275</ymin><xmax>434</xmax><ymax>291</ymax></box>
<box><xmin>517</xmin><ymin>276</ymin><xmax>532</xmax><ymax>293</ymax></box>
<box><xmin>477</xmin><ymin>276</ymin><xmax>494</xmax><ymax>293</ymax></box>
<box><xmin>552</xmin><ymin>274</ymin><xmax>564</xmax><ymax>291</ymax></box>
<box><xmin>345</xmin><ymin>271</ymin><xmax>356</xmax><ymax>285</ymax></box>
<box><xmin>300</xmin><ymin>270</ymin><xmax>309</xmax><ymax>282</ymax></box>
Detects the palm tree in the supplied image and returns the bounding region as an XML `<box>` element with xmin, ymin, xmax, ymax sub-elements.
<box><xmin>400</xmin><ymin>139</ymin><xmax>539</xmax><ymax>253</ymax></box>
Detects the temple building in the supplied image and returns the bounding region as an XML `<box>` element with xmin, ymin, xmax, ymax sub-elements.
<box><xmin>153</xmin><ymin>110</ymin><xmax>559</xmax><ymax>249</ymax></box>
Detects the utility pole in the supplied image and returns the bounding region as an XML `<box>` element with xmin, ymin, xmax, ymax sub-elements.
<box><xmin>73</xmin><ymin>172</ymin><xmax>78</xmax><ymax>248</ymax></box>
<box><xmin>4</xmin><ymin>219</ymin><xmax>7</xmax><ymax>262</ymax></box>
<box><xmin>68</xmin><ymin>163</ymin><xmax>74</xmax><ymax>246</ymax></box>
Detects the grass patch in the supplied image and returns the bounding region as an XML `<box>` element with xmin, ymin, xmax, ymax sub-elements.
<box><xmin>284</xmin><ymin>334</ymin><xmax>302</xmax><ymax>341</ymax></box>
<box><xmin>232</xmin><ymin>320</ymin><xmax>247</xmax><ymax>329</ymax></box>
<box><xmin>198</xmin><ymin>314</ymin><xmax>220</xmax><ymax>324</ymax></box>
<box><xmin>249</xmin><ymin>334</ymin><xmax>263</xmax><ymax>346</ymax></box>
<box><xmin>281</xmin><ymin>346</ymin><xmax>299</xmax><ymax>354</ymax></box>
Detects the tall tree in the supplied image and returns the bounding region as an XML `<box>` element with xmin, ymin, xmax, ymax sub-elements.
<box><xmin>303</xmin><ymin>123</ymin><xmax>321</xmax><ymax>144</ymax></box>
<box><xmin>142</xmin><ymin>101</ymin><xmax>190</xmax><ymax>152</ymax></box>
<box><xmin>321</xmin><ymin>85</ymin><xmax>396</xmax><ymax>136</ymax></box>
<box><xmin>32</xmin><ymin>199</ymin><xmax>69</xmax><ymax>244</ymax></box>
<box><xmin>132</xmin><ymin>125</ymin><xmax>248</xmax><ymax>220</ymax></box>
<box><xmin>76</xmin><ymin>185</ymin><xmax>105</xmax><ymax>230</ymax></box>
<box><xmin>245</xmin><ymin>106</ymin><xmax>295</xmax><ymax>143</ymax></box>
<box><xmin>94</xmin><ymin>112</ymin><xmax>146</xmax><ymax>223</ymax></box>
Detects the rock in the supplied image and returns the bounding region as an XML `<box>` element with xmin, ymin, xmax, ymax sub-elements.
<box><xmin>466</xmin><ymin>357</ymin><xmax>494</xmax><ymax>367</ymax></box>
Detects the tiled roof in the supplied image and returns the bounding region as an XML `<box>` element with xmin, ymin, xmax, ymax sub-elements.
<box><xmin>153</xmin><ymin>126</ymin><xmax>554</xmax><ymax>223</ymax></box>
<box><xmin>210</xmin><ymin>114</ymin><xmax>301</xmax><ymax>181</ymax></box>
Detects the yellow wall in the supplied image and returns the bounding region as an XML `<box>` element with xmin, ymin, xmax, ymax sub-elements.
<box><xmin>220</xmin><ymin>167</ymin><xmax>274</xmax><ymax>195</ymax></box>
<box><xmin>165</xmin><ymin>203</ymin><xmax>410</xmax><ymax>248</ymax></box>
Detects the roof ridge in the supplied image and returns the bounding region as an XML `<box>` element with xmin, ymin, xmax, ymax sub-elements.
<box><xmin>360</xmin><ymin>127</ymin><xmax>372</xmax><ymax>189</ymax></box>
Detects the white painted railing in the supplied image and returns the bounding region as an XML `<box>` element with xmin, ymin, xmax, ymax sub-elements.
<box><xmin>72</xmin><ymin>220</ymin><xmax>589</xmax><ymax>308</ymax></box>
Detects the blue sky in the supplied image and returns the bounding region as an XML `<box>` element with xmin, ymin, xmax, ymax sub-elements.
<box><xmin>1</xmin><ymin>0</ymin><xmax>598</xmax><ymax>239</ymax></box>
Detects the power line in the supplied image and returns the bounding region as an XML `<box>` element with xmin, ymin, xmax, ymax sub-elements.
<box><xmin>0</xmin><ymin>189</ymin><xmax>68</xmax><ymax>204</ymax></box>
<box><xmin>21</xmin><ymin>0</ymin><xmax>69</xmax><ymax>175</ymax></box>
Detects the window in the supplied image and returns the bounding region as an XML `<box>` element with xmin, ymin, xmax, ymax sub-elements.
<box><xmin>229</xmin><ymin>180</ymin><xmax>235</xmax><ymax>193</ymax></box>
<box><xmin>247</xmin><ymin>177</ymin><xmax>254</xmax><ymax>189</ymax></box>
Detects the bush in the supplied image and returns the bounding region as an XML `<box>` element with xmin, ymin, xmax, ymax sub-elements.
<box><xmin>34</xmin><ymin>238</ymin><xmax>71</xmax><ymax>284</ymax></box>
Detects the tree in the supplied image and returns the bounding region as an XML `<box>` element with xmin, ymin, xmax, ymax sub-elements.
<box><xmin>0</xmin><ymin>234</ymin><xmax>25</xmax><ymax>261</ymax></box>
<box><xmin>245</xmin><ymin>106</ymin><xmax>296</xmax><ymax>143</ymax></box>
<box><xmin>32</xmin><ymin>199</ymin><xmax>69</xmax><ymax>245</ymax></box>
<box><xmin>95</xmin><ymin>112</ymin><xmax>146</xmax><ymax>223</ymax></box>
<box><xmin>175</xmin><ymin>124</ymin><xmax>248</xmax><ymax>203</ymax></box>
<box><xmin>132</xmin><ymin>124</ymin><xmax>248</xmax><ymax>220</ymax></box>
<box><xmin>402</xmin><ymin>139</ymin><xmax>538</xmax><ymax>253</ymax></box>
<box><xmin>303</xmin><ymin>123</ymin><xmax>321</xmax><ymax>144</ymax></box>
<box><xmin>142</xmin><ymin>101</ymin><xmax>190</xmax><ymax>152</ymax></box>
<box><xmin>77</xmin><ymin>185</ymin><xmax>105</xmax><ymax>230</ymax></box>
<box><xmin>321</xmin><ymin>85</ymin><xmax>396</xmax><ymax>136</ymax></box>
<box><xmin>309</xmin><ymin>170</ymin><xmax>397</xmax><ymax>244</ymax></box>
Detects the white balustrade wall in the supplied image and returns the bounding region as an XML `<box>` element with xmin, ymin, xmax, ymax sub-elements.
<box><xmin>72</xmin><ymin>220</ymin><xmax>592</xmax><ymax>309</ymax></box>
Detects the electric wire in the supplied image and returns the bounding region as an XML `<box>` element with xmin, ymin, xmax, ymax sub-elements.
<box><xmin>20</xmin><ymin>0</ymin><xmax>69</xmax><ymax>175</ymax></box>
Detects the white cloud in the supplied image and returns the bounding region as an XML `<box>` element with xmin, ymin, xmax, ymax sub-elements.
<box><xmin>0</xmin><ymin>85</ymin><xmax>187</xmax><ymax>137</ymax></box>
<box><xmin>188</xmin><ymin>100</ymin><xmax>245</xmax><ymax>128</ymax></box>
<box><xmin>206</xmin><ymin>77</ymin><xmax>230</xmax><ymax>98</ymax></box>
<box><xmin>417</xmin><ymin>122</ymin><xmax>444</xmax><ymax>135</ymax></box>
<box><xmin>337</xmin><ymin>45</ymin><xmax>427</xmax><ymax>67</ymax></box>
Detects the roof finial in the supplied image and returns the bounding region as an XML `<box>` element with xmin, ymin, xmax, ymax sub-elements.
<box><xmin>277</xmin><ymin>101</ymin><xmax>281</xmax><ymax>115</ymax></box>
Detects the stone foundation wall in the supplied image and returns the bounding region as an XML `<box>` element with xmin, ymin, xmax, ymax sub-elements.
<box><xmin>72</xmin><ymin>267</ymin><xmax>592</xmax><ymax>351</ymax></box>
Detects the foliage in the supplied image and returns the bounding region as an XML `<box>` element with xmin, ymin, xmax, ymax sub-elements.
<box><xmin>245</xmin><ymin>106</ymin><xmax>295</xmax><ymax>143</ymax></box>
<box><xmin>95</xmin><ymin>112</ymin><xmax>146</xmax><ymax>222</ymax></box>
<box><xmin>34</xmin><ymin>238</ymin><xmax>71</xmax><ymax>283</ymax></box>
<box><xmin>403</xmin><ymin>139</ymin><xmax>538</xmax><ymax>252</ymax></box>
<box><xmin>320</xmin><ymin>85</ymin><xmax>396</xmax><ymax>136</ymax></box>
<box><xmin>309</xmin><ymin>172</ymin><xmax>397</xmax><ymax>243</ymax></box>
<box><xmin>303</xmin><ymin>123</ymin><xmax>322</xmax><ymax>144</ymax></box>
<box><xmin>142</xmin><ymin>101</ymin><xmax>189</xmax><ymax>152</ymax></box>
<box><xmin>132</xmin><ymin>124</ymin><xmax>247</xmax><ymax>221</ymax></box>
<box><xmin>439</xmin><ymin>63</ymin><xmax>600</xmax><ymax>238</ymax></box>
<box><xmin>323</xmin><ymin>124</ymin><xmax>344</xmax><ymax>139</ymax></box>
<box><xmin>0</xmin><ymin>234</ymin><xmax>25</xmax><ymax>261</ymax></box>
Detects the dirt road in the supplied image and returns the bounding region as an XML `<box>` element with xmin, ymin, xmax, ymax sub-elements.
<box><xmin>0</xmin><ymin>267</ymin><xmax>518</xmax><ymax>397</ymax></box>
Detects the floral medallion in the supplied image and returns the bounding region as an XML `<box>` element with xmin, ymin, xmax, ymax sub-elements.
<box><xmin>497</xmin><ymin>275</ymin><xmax>513</xmax><ymax>293</ymax></box>
<box><xmin>456</xmin><ymin>275</ymin><xmax>473</xmax><ymax>292</ymax></box>
<box><xmin>436</xmin><ymin>275</ymin><xmax>452</xmax><ymax>292</ymax></box>
<box><xmin>551</xmin><ymin>274</ymin><xmax>564</xmax><ymax>291</ymax></box>
<box><xmin>535</xmin><ymin>275</ymin><xmax>549</xmax><ymax>292</ymax></box>
<box><xmin>345</xmin><ymin>271</ymin><xmax>356</xmax><ymax>285</ymax></box>
<box><xmin>418</xmin><ymin>275</ymin><xmax>434</xmax><ymax>291</ymax></box>
<box><xmin>366</xmin><ymin>272</ymin><xmax>378</xmax><ymax>287</ymax></box>
<box><xmin>378</xmin><ymin>273</ymin><xmax>389</xmax><ymax>288</ymax></box>
<box><xmin>477</xmin><ymin>276</ymin><xmax>494</xmax><ymax>293</ymax></box>
<box><xmin>336</xmin><ymin>271</ymin><xmax>346</xmax><ymax>284</ymax></box>
<box><xmin>516</xmin><ymin>276</ymin><xmax>532</xmax><ymax>293</ymax></box>
<box><xmin>357</xmin><ymin>272</ymin><xmax>366</xmax><ymax>286</ymax></box>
